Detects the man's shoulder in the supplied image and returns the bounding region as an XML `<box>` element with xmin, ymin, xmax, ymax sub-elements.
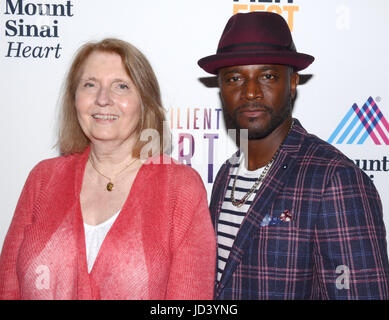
<box><xmin>293</xmin><ymin>123</ymin><xmax>371</xmax><ymax>182</ymax></box>
<box><xmin>294</xmin><ymin>122</ymin><xmax>355</xmax><ymax>166</ymax></box>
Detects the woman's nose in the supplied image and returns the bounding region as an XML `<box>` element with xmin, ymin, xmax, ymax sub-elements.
<box><xmin>95</xmin><ymin>86</ymin><xmax>113</xmax><ymax>107</ymax></box>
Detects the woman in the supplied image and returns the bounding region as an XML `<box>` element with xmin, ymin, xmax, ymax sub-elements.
<box><xmin>0</xmin><ymin>38</ymin><xmax>216</xmax><ymax>299</ymax></box>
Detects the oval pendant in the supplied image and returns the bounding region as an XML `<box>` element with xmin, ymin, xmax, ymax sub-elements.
<box><xmin>106</xmin><ymin>182</ymin><xmax>114</xmax><ymax>191</ymax></box>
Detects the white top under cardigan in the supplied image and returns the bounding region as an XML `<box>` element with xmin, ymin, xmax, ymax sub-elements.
<box><xmin>84</xmin><ymin>210</ymin><xmax>120</xmax><ymax>273</ymax></box>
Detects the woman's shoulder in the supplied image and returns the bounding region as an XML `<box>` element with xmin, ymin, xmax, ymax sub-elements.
<box><xmin>145</xmin><ymin>154</ymin><xmax>203</xmax><ymax>182</ymax></box>
<box><xmin>144</xmin><ymin>156</ymin><xmax>209</xmax><ymax>219</ymax></box>
<box><xmin>29</xmin><ymin>151</ymin><xmax>86</xmax><ymax>182</ymax></box>
<box><xmin>33</xmin><ymin>152</ymin><xmax>82</xmax><ymax>171</ymax></box>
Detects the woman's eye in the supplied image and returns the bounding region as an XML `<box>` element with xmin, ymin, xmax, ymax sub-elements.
<box><xmin>111</xmin><ymin>82</ymin><xmax>131</xmax><ymax>94</ymax></box>
<box><xmin>113</xmin><ymin>83</ymin><xmax>129</xmax><ymax>90</ymax></box>
<box><xmin>84</xmin><ymin>82</ymin><xmax>95</xmax><ymax>88</ymax></box>
<box><xmin>119</xmin><ymin>83</ymin><xmax>129</xmax><ymax>90</ymax></box>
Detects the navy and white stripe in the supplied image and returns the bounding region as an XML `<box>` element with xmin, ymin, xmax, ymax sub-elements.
<box><xmin>216</xmin><ymin>155</ymin><xmax>265</xmax><ymax>281</ymax></box>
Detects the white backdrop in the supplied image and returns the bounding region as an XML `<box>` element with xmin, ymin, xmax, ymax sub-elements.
<box><xmin>1</xmin><ymin>0</ymin><xmax>388</xmax><ymax>252</ymax></box>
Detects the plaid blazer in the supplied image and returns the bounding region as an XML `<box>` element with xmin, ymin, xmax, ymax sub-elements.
<box><xmin>210</xmin><ymin>119</ymin><xmax>389</xmax><ymax>299</ymax></box>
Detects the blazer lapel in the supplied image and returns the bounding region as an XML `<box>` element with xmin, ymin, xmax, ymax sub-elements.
<box><xmin>215</xmin><ymin>123</ymin><xmax>303</xmax><ymax>297</ymax></box>
<box><xmin>209</xmin><ymin>160</ymin><xmax>234</xmax><ymax>228</ymax></box>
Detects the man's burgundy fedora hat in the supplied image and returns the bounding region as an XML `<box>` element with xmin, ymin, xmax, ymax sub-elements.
<box><xmin>198</xmin><ymin>11</ymin><xmax>314</xmax><ymax>74</ymax></box>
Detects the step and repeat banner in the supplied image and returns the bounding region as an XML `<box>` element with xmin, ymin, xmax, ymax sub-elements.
<box><xmin>0</xmin><ymin>0</ymin><xmax>388</xmax><ymax>250</ymax></box>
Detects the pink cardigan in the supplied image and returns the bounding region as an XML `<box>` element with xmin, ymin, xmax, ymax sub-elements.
<box><xmin>0</xmin><ymin>148</ymin><xmax>216</xmax><ymax>300</ymax></box>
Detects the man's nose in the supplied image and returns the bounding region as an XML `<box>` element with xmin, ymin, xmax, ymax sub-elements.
<box><xmin>243</xmin><ymin>79</ymin><xmax>263</xmax><ymax>100</ymax></box>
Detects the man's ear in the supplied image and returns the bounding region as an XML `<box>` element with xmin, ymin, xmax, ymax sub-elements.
<box><xmin>290</xmin><ymin>71</ymin><xmax>299</xmax><ymax>99</ymax></box>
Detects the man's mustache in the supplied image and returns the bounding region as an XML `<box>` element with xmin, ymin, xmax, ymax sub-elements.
<box><xmin>234</xmin><ymin>102</ymin><xmax>273</xmax><ymax>115</ymax></box>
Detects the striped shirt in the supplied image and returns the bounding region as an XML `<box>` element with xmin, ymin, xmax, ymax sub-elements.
<box><xmin>216</xmin><ymin>154</ymin><xmax>266</xmax><ymax>282</ymax></box>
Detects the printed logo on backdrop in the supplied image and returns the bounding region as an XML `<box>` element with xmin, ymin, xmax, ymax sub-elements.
<box><xmin>328</xmin><ymin>96</ymin><xmax>389</xmax><ymax>180</ymax></box>
<box><xmin>168</xmin><ymin>107</ymin><xmax>225</xmax><ymax>184</ymax></box>
<box><xmin>328</xmin><ymin>97</ymin><xmax>389</xmax><ymax>146</ymax></box>
<box><xmin>2</xmin><ymin>0</ymin><xmax>74</xmax><ymax>59</ymax></box>
<box><xmin>232</xmin><ymin>0</ymin><xmax>299</xmax><ymax>31</ymax></box>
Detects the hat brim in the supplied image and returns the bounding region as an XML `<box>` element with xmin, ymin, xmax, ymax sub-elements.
<box><xmin>198</xmin><ymin>51</ymin><xmax>314</xmax><ymax>74</ymax></box>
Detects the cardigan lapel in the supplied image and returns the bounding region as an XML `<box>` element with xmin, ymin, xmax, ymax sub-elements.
<box><xmin>73</xmin><ymin>147</ymin><xmax>155</xmax><ymax>299</ymax></box>
<box><xmin>71</xmin><ymin>146</ymin><xmax>97</xmax><ymax>299</ymax></box>
<box><xmin>87</xmin><ymin>158</ymin><xmax>151</xmax><ymax>274</ymax></box>
<box><xmin>85</xmin><ymin>156</ymin><xmax>159</xmax><ymax>299</ymax></box>
<box><xmin>215</xmin><ymin>120</ymin><xmax>304</xmax><ymax>297</ymax></box>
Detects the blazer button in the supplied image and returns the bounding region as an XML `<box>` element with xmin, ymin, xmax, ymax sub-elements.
<box><xmin>282</xmin><ymin>164</ymin><xmax>288</xmax><ymax>169</ymax></box>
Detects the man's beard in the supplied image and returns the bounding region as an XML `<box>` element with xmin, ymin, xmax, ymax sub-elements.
<box><xmin>231</xmin><ymin>96</ymin><xmax>293</xmax><ymax>140</ymax></box>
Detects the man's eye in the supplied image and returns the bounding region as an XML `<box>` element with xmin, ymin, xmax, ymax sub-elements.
<box><xmin>227</xmin><ymin>76</ymin><xmax>240</xmax><ymax>82</ymax></box>
<box><xmin>262</xmin><ymin>74</ymin><xmax>275</xmax><ymax>80</ymax></box>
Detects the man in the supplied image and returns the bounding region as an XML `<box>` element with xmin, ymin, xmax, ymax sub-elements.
<box><xmin>198</xmin><ymin>11</ymin><xmax>389</xmax><ymax>299</ymax></box>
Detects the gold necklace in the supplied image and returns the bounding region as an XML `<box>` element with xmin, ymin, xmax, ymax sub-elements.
<box><xmin>230</xmin><ymin>151</ymin><xmax>278</xmax><ymax>207</ymax></box>
<box><xmin>88</xmin><ymin>156</ymin><xmax>138</xmax><ymax>191</ymax></box>
<box><xmin>230</xmin><ymin>120</ymin><xmax>294</xmax><ymax>207</ymax></box>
